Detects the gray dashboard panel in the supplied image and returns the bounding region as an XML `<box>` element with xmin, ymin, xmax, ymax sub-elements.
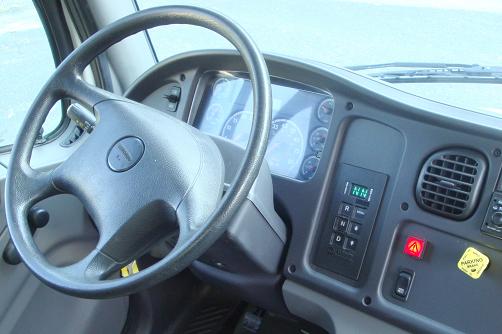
<box><xmin>200</xmin><ymin>136</ymin><xmax>286</xmax><ymax>274</ymax></box>
<box><xmin>383</xmin><ymin>221</ymin><xmax>502</xmax><ymax>333</ymax></box>
<box><xmin>283</xmin><ymin>280</ymin><xmax>409</xmax><ymax>334</ymax></box>
<box><xmin>126</xmin><ymin>50</ymin><xmax>502</xmax><ymax>334</ymax></box>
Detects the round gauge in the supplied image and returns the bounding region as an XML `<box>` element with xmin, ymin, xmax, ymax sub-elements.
<box><xmin>301</xmin><ymin>156</ymin><xmax>320</xmax><ymax>180</ymax></box>
<box><xmin>309</xmin><ymin>127</ymin><xmax>328</xmax><ymax>152</ymax></box>
<box><xmin>212</xmin><ymin>78</ymin><xmax>229</xmax><ymax>97</ymax></box>
<box><xmin>317</xmin><ymin>98</ymin><xmax>335</xmax><ymax>123</ymax></box>
<box><xmin>266</xmin><ymin>119</ymin><xmax>304</xmax><ymax>176</ymax></box>
<box><xmin>221</xmin><ymin>110</ymin><xmax>253</xmax><ymax>148</ymax></box>
<box><xmin>205</xmin><ymin>104</ymin><xmax>223</xmax><ymax>125</ymax></box>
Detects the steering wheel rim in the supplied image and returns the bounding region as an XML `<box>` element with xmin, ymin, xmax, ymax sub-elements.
<box><xmin>4</xmin><ymin>6</ymin><xmax>271</xmax><ymax>298</ymax></box>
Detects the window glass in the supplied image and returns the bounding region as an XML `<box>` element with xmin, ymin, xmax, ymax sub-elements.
<box><xmin>138</xmin><ymin>0</ymin><xmax>502</xmax><ymax>116</ymax></box>
<box><xmin>0</xmin><ymin>0</ymin><xmax>62</xmax><ymax>147</ymax></box>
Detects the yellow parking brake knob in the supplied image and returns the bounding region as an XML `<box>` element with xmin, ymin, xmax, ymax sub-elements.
<box><xmin>457</xmin><ymin>247</ymin><xmax>489</xmax><ymax>279</ymax></box>
<box><xmin>120</xmin><ymin>260</ymin><xmax>140</xmax><ymax>278</ymax></box>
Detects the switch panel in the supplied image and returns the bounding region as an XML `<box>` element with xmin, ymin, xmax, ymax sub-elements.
<box><xmin>164</xmin><ymin>84</ymin><xmax>181</xmax><ymax>112</ymax></box>
<box><xmin>481</xmin><ymin>193</ymin><xmax>502</xmax><ymax>239</ymax></box>
<box><xmin>313</xmin><ymin>164</ymin><xmax>387</xmax><ymax>280</ymax></box>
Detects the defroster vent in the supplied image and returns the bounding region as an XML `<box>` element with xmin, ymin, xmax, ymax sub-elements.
<box><xmin>416</xmin><ymin>149</ymin><xmax>486</xmax><ymax>220</ymax></box>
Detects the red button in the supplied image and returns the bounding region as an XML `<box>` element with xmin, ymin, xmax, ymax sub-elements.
<box><xmin>403</xmin><ymin>236</ymin><xmax>426</xmax><ymax>259</ymax></box>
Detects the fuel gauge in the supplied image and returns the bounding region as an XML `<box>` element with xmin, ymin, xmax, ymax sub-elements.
<box><xmin>309</xmin><ymin>127</ymin><xmax>328</xmax><ymax>152</ymax></box>
<box><xmin>317</xmin><ymin>98</ymin><xmax>335</xmax><ymax>123</ymax></box>
<box><xmin>301</xmin><ymin>156</ymin><xmax>320</xmax><ymax>180</ymax></box>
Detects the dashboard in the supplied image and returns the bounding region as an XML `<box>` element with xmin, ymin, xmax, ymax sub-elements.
<box><xmin>126</xmin><ymin>50</ymin><xmax>502</xmax><ymax>334</ymax></box>
<box><xmin>194</xmin><ymin>73</ymin><xmax>334</xmax><ymax>180</ymax></box>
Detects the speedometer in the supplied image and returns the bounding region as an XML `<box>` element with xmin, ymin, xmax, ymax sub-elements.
<box><xmin>266</xmin><ymin>119</ymin><xmax>304</xmax><ymax>176</ymax></box>
<box><xmin>205</xmin><ymin>103</ymin><xmax>223</xmax><ymax>126</ymax></box>
<box><xmin>221</xmin><ymin>110</ymin><xmax>252</xmax><ymax>148</ymax></box>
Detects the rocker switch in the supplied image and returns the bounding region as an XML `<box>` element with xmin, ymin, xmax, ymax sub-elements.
<box><xmin>394</xmin><ymin>271</ymin><xmax>413</xmax><ymax>299</ymax></box>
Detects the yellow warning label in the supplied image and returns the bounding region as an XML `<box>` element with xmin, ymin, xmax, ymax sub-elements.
<box><xmin>120</xmin><ymin>260</ymin><xmax>139</xmax><ymax>278</ymax></box>
<box><xmin>457</xmin><ymin>247</ymin><xmax>489</xmax><ymax>279</ymax></box>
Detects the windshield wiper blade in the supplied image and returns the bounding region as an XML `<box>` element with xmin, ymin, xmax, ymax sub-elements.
<box><xmin>348</xmin><ymin>62</ymin><xmax>502</xmax><ymax>84</ymax></box>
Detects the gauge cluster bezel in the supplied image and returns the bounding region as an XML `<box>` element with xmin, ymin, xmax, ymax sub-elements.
<box><xmin>189</xmin><ymin>70</ymin><xmax>336</xmax><ymax>182</ymax></box>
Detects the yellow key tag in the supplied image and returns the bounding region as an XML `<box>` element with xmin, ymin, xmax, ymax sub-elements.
<box><xmin>457</xmin><ymin>247</ymin><xmax>489</xmax><ymax>279</ymax></box>
<box><xmin>120</xmin><ymin>260</ymin><xmax>140</xmax><ymax>278</ymax></box>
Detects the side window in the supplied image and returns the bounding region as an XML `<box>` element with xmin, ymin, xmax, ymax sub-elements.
<box><xmin>0</xmin><ymin>0</ymin><xmax>63</xmax><ymax>148</ymax></box>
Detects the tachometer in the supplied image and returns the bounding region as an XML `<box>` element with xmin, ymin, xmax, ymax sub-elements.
<box><xmin>317</xmin><ymin>98</ymin><xmax>335</xmax><ymax>123</ymax></box>
<box><xmin>212</xmin><ymin>77</ymin><xmax>230</xmax><ymax>97</ymax></box>
<box><xmin>221</xmin><ymin>110</ymin><xmax>252</xmax><ymax>147</ymax></box>
<box><xmin>205</xmin><ymin>103</ymin><xmax>223</xmax><ymax>126</ymax></box>
<box><xmin>266</xmin><ymin>119</ymin><xmax>304</xmax><ymax>176</ymax></box>
<box><xmin>301</xmin><ymin>156</ymin><xmax>320</xmax><ymax>180</ymax></box>
<box><xmin>309</xmin><ymin>127</ymin><xmax>328</xmax><ymax>151</ymax></box>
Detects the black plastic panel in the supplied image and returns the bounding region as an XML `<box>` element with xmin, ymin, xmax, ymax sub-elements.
<box><xmin>313</xmin><ymin>164</ymin><xmax>387</xmax><ymax>280</ymax></box>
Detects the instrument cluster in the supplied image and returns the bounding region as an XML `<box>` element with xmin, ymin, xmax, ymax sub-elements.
<box><xmin>195</xmin><ymin>74</ymin><xmax>335</xmax><ymax>180</ymax></box>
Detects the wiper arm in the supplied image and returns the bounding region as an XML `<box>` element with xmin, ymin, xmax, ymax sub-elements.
<box><xmin>348</xmin><ymin>62</ymin><xmax>502</xmax><ymax>84</ymax></box>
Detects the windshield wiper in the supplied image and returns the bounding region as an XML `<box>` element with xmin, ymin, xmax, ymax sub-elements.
<box><xmin>348</xmin><ymin>62</ymin><xmax>502</xmax><ymax>84</ymax></box>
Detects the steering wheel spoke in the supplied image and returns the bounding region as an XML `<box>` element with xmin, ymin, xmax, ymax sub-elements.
<box><xmin>70</xmin><ymin>78</ymin><xmax>125</xmax><ymax>111</ymax></box>
<box><xmin>11</xmin><ymin>164</ymin><xmax>59</xmax><ymax>212</ymax></box>
<box><xmin>59</xmin><ymin>247</ymin><xmax>121</xmax><ymax>282</ymax></box>
<box><xmin>173</xmin><ymin>219</ymin><xmax>199</xmax><ymax>248</ymax></box>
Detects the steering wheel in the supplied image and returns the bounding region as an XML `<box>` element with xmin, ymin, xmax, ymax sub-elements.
<box><xmin>4</xmin><ymin>6</ymin><xmax>271</xmax><ymax>298</ymax></box>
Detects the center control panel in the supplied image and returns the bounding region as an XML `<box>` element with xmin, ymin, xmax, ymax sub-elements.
<box><xmin>313</xmin><ymin>164</ymin><xmax>387</xmax><ymax>280</ymax></box>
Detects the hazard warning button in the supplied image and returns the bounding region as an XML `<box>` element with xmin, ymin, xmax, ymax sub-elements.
<box><xmin>403</xmin><ymin>236</ymin><xmax>426</xmax><ymax>259</ymax></box>
<box><xmin>457</xmin><ymin>247</ymin><xmax>490</xmax><ymax>279</ymax></box>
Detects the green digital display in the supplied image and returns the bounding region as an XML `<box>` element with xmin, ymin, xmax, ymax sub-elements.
<box><xmin>350</xmin><ymin>184</ymin><xmax>369</xmax><ymax>200</ymax></box>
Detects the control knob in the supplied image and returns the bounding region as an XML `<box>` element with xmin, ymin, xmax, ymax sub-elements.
<box><xmin>491</xmin><ymin>212</ymin><xmax>502</xmax><ymax>226</ymax></box>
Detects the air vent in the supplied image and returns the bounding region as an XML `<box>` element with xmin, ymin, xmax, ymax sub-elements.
<box><xmin>416</xmin><ymin>149</ymin><xmax>487</xmax><ymax>220</ymax></box>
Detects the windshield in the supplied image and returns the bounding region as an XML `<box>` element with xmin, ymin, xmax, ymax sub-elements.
<box><xmin>138</xmin><ymin>0</ymin><xmax>502</xmax><ymax>114</ymax></box>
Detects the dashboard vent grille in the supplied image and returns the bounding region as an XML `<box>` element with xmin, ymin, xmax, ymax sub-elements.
<box><xmin>416</xmin><ymin>149</ymin><xmax>486</xmax><ymax>220</ymax></box>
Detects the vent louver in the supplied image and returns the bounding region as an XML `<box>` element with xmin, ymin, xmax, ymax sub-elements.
<box><xmin>416</xmin><ymin>149</ymin><xmax>486</xmax><ymax>220</ymax></box>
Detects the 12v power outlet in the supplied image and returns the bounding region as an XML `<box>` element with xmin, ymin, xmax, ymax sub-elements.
<box><xmin>107</xmin><ymin>136</ymin><xmax>145</xmax><ymax>172</ymax></box>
